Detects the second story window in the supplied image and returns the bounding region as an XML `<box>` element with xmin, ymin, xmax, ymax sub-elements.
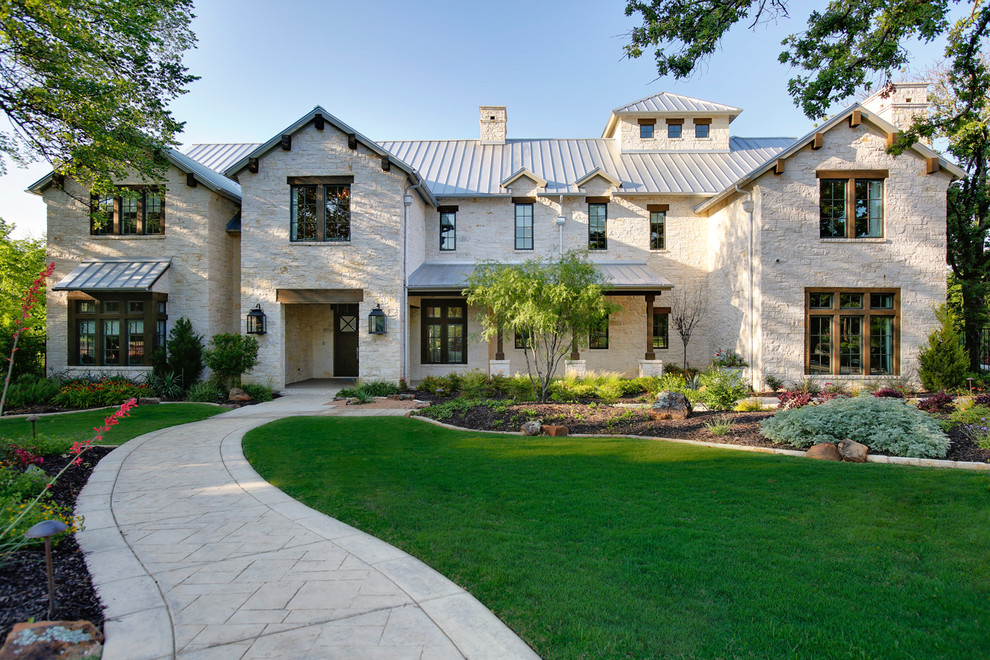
<box><xmin>588</xmin><ymin>203</ymin><xmax>607</xmax><ymax>250</ymax></box>
<box><xmin>289</xmin><ymin>177</ymin><xmax>352</xmax><ymax>242</ymax></box>
<box><xmin>694</xmin><ymin>119</ymin><xmax>711</xmax><ymax>138</ymax></box>
<box><xmin>649</xmin><ymin>204</ymin><xmax>667</xmax><ymax>250</ymax></box>
<box><xmin>638</xmin><ymin>118</ymin><xmax>655</xmax><ymax>139</ymax></box>
<box><xmin>439</xmin><ymin>206</ymin><xmax>457</xmax><ymax>251</ymax></box>
<box><xmin>818</xmin><ymin>171</ymin><xmax>885</xmax><ymax>239</ymax></box>
<box><xmin>514</xmin><ymin>202</ymin><xmax>534</xmax><ymax>250</ymax></box>
<box><xmin>90</xmin><ymin>188</ymin><xmax>164</xmax><ymax>236</ymax></box>
<box><xmin>667</xmin><ymin>119</ymin><xmax>683</xmax><ymax>139</ymax></box>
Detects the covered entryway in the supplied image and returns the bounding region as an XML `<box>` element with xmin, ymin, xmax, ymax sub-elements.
<box><xmin>277</xmin><ymin>289</ymin><xmax>363</xmax><ymax>384</ymax></box>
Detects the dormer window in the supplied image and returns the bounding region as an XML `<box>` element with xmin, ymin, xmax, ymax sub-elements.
<box><xmin>694</xmin><ymin>119</ymin><xmax>711</xmax><ymax>138</ymax></box>
<box><xmin>638</xmin><ymin>118</ymin><xmax>656</xmax><ymax>139</ymax></box>
<box><xmin>667</xmin><ymin>119</ymin><xmax>683</xmax><ymax>139</ymax></box>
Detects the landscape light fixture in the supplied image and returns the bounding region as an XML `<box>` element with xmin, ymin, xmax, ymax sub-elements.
<box><xmin>24</xmin><ymin>519</ymin><xmax>68</xmax><ymax>619</ymax></box>
<box><xmin>246</xmin><ymin>304</ymin><xmax>267</xmax><ymax>335</ymax></box>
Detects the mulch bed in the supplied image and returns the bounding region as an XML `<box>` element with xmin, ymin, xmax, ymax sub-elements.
<box><xmin>0</xmin><ymin>446</ymin><xmax>113</xmax><ymax>642</ymax></box>
<box><xmin>413</xmin><ymin>395</ymin><xmax>990</xmax><ymax>463</ymax></box>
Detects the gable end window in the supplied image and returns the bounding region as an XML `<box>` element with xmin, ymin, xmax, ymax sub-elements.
<box><xmin>806</xmin><ymin>288</ymin><xmax>898</xmax><ymax>376</ymax></box>
<box><xmin>514</xmin><ymin>203</ymin><xmax>534</xmax><ymax>250</ymax></box>
<box><xmin>422</xmin><ymin>300</ymin><xmax>467</xmax><ymax>364</ymax></box>
<box><xmin>818</xmin><ymin>171</ymin><xmax>886</xmax><ymax>239</ymax></box>
<box><xmin>289</xmin><ymin>179</ymin><xmax>351</xmax><ymax>242</ymax></box>
<box><xmin>588</xmin><ymin>203</ymin><xmax>607</xmax><ymax>250</ymax></box>
<box><xmin>90</xmin><ymin>188</ymin><xmax>164</xmax><ymax>236</ymax></box>
<box><xmin>438</xmin><ymin>206</ymin><xmax>457</xmax><ymax>251</ymax></box>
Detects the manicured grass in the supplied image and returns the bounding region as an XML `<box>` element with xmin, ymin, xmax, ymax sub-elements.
<box><xmin>0</xmin><ymin>403</ymin><xmax>226</xmax><ymax>448</ymax></box>
<box><xmin>244</xmin><ymin>416</ymin><xmax>990</xmax><ymax>659</ymax></box>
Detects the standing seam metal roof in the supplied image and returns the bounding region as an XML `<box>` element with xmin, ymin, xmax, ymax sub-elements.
<box><xmin>612</xmin><ymin>92</ymin><xmax>742</xmax><ymax>115</ymax></box>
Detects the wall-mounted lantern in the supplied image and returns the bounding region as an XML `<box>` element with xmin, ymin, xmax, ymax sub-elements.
<box><xmin>368</xmin><ymin>303</ymin><xmax>387</xmax><ymax>335</ymax></box>
<box><xmin>246</xmin><ymin>304</ymin><xmax>267</xmax><ymax>335</ymax></box>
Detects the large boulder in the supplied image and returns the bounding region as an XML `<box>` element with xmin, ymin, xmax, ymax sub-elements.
<box><xmin>650</xmin><ymin>391</ymin><xmax>692</xmax><ymax>420</ymax></box>
<box><xmin>521</xmin><ymin>420</ymin><xmax>543</xmax><ymax>436</ymax></box>
<box><xmin>228</xmin><ymin>387</ymin><xmax>252</xmax><ymax>402</ymax></box>
<box><xmin>838</xmin><ymin>438</ymin><xmax>869</xmax><ymax>463</ymax></box>
<box><xmin>0</xmin><ymin>620</ymin><xmax>103</xmax><ymax>660</ymax></box>
<box><xmin>806</xmin><ymin>442</ymin><xmax>842</xmax><ymax>461</ymax></box>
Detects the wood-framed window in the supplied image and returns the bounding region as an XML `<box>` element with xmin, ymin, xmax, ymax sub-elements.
<box><xmin>648</xmin><ymin>203</ymin><xmax>668</xmax><ymax>250</ymax></box>
<box><xmin>288</xmin><ymin>176</ymin><xmax>352</xmax><ymax>242</ymax></box>
<box><xmin>653</xmin><ymin>310</ymin><xmax>669</xmax><ymax>350</ymax></box>
<box><xmin>806</xmin><ymin>288</ymin><xmax>899</xmax><ymax>376</ymax></box>
<box><xmin>422</xmin><ymin>299</ymin><xmax>467</xmax><ymax>364</ymax></box>
<box><xmin>638</xmin><ymin>118</ymin><xmax>655</xmax><ymax>139</ymax></box>
<box><xmin>588</xmin><ymin>203</ymin><xmax>607</xmax><ymax>250</ymax></box>
<box><xmin>438</xmin><ymin>205</ymin><xmax>457</xmax><ymax>251</ymax></box>
<box><xmin>514</xmin><ymin>329</ymin><xmax>531</xmax><ymax>349</ymax></box>
<box><xmin>667</xmin><ymin>118</ymin><xmax>683</xmax><ymax>139</ymax></box>
<box><xmin>67</xmin><ymin>292</ymin><xmax>167</xmax><ymax>367</ymax></box>
<box><xmin>817</xmin><ymin>170</ymin><xmax>887</xmax><ymax>239</ymax></box>
<box><xmin>694</xmin><ymin>118</ymin><xmax>711</xmax><ymax>138</ymax></box>
<box><xmin>589</xmin><ymin>316</ymin><xmax>609</xmax><ymax>349</ymax></box>
<box><xmin>90</xmin><ymin>187</ymin><xmax>165</xmax><ymax>235</ymax></box>
<box><xmin>514</xmin><ymin>203</ymin><xmax>533</xmax><ymax>250</ymax></box>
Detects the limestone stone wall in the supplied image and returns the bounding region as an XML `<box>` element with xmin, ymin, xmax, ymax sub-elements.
<box><xmin>754</xmin><ymin>121</ymin><xmax>950</xmax><ymax>387</ymax></box>
<box><xmin>238</xmin><ymin>122</ymin><xmax>419</xmax><ymax>387</ymax></box>
<box><xmin>618</xmin><ymin>116</ymin><xmax>731</xmax><ymax>151</ymax></box>
<box><xmin>43</xmin><ymin>168</ymin><xmax>239</xmax><ymax>377</ymax></box>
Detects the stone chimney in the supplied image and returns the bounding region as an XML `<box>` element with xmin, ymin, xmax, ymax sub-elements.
<box><xmin>480</xmin><ymin>106</ymin><xmax>507</xmax><ymax>145</ymax></box>
<box><xmin>862</xmin><ymin>81</ymin><xmax>930</xmax><ymax>133</ymax></box>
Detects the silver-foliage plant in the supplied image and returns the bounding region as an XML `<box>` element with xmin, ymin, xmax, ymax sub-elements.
<box><xmin>760</xmin><ymin>396</ymin><xmax>950</xmax><ymax>459</ymax></box>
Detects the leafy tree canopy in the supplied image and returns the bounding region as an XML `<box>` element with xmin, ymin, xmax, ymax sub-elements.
<box><xmin>0</xmin><ymin>0</ymin><xmax>197</xmax><ymax>194</ymax></box>
<box><xmin>0</xmin><ymin>219</ymin><xmax>45</xmax><ymax>329</ymax></box>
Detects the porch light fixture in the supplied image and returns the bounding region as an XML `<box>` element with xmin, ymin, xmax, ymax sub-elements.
<box><xmin>368</xmin><ymin>304</ymin><xmax>387</xmax><ymax>334</ymax></box>
<box><xmin>246</xmin><ymin>304</ymin><xmax>267</xmax><ymax>335</ymax></box>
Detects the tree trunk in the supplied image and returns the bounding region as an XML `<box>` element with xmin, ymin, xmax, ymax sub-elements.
<box><xmin>959</xmin><ymin>278</ymin><xmax>988</xmax><ymax>372</ymax></box>
<box><xmin>682</xmin><ymin>339</ymin><xmax>688</xmax><ymax>370</ymax></box>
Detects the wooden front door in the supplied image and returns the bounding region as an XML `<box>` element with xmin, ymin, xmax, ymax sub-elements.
<box><xmin>333</xmin><ymin>304</ymin><xmax>359</xmax><ymax>377</ymax></box>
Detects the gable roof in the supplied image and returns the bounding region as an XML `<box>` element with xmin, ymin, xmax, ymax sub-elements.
<box><xmin>500</xmin><ymin>167</ymin><xmax>547</xmax><ymax>189</ymax></box>
<box><xmin>574</xmin><ymin>167</ymin><xmax>622</xmax><ymax>188</ymax></box>
<box><xmin>222</xmin><ymin>106</ymin><xmax>437</xmax><ymax>206</ymax></box>
<box><xmin>26</xmin><ymin>148</ymin><xmax>242</xmax><ymax>202</ymax></box>
<box><xmin>693</xmin><ymin>103</ymin><xmax>967</xmax><ymax>214</ymax></box>
<box><xmin>613</xmin><ymin>92</ymin><xmax>742</xmax><ymax>115</ymax></box>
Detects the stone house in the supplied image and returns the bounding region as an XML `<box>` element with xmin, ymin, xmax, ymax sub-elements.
<box><xmin>31</xmin><ymin>85</ymin><xmax>962</xmax><ymax>390</ymax></box>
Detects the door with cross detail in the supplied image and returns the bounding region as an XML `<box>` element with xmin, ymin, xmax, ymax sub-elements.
<box><xmin>333</xmin><ymin>304</ymin><xmax>359</xmax><ymax>377</ymax></box>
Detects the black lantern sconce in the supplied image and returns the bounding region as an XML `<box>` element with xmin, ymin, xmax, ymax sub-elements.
<box><xmin>368</xmin><ymin>303</ymin><xmax>387</xmax><ymax>335</ymax></box>
<box><xmin>246</xmin><ymin>304</ymin><xmax>267</xmax><ymax>335</ymax></box>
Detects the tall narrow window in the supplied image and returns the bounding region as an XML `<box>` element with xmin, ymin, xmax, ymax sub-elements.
<box><xmin>819</xmin><ymin>180</ymin><xmax>846</xmax><ymax>238</ymax></box>
<box><xmin>422</xmin><ymin>300</ymin><xmax>468</xmax><ymax>364</ymax></box>
<box><xmin>145</xmin><ymin>191</ymin><xmax>163</xmax><ymax>234</ymax></box>
<box><xmin>127</xmin><ymin>319</ymin><xmax>145</xmax><ymax>365</ymax></box>
<box><xmin>650</xmin><ymin>211</ymin><xmax>665</xmax><ymax>250</ymax></box>
<box><xmin>120</xmin><ymin>195</ymin><xmax>139</xmax><ymax>234</ymax></box>
<box><xmin>854</xmin><ymin>180</ymin><xmax>883</xmax><ymax>238</ymax></box>
<box><xmin>839</xmin><ymin>316</ymin><xmax>863</xmax><ymax>374</ymax></box>
<box><xmin>515</xmin><ymin>203</ymin><xmax>533</xmax><ymax>250</ymax></box>
<box><xmin>808</xmin><ymin>316</ymin><xmax>832</xmax><ymax>374</ymax></box>
<box><xmin>590</xmin><ymin>316</ymin><xmax>609</xmax><ymax>349</ymax></box>
<box><xmin>588</xmin><ymin>203</ymin><xmax>607</xmax><ymax>250</ymax></box>
<box><xmin>91</xmin><ymin>194</ymin><xmax>114</xmax><ymax>235</ymax></box>
<box><xmin>78</xmin><ymin>320</ymin><xmax>96</xmax><ymax>365</ymax></box>
<box><xmin>324</xmin><ymin>185</ymin><xmax>351</xmax><ymax>241</ymax></box>
<box><xmin>652</xmin><ymin>312</ymin><xmax>669</xmax><ymax>349</ymax></box>
<box><xmin>806</xmin><ymin>288</ymin><xmax>898</xmax><ymax>375</ymax></box>
<box><xmin>103</xmin><ymin>320</ymin><xmax>120</xmax><ymax>365</ymax></box>
<box><xmin>440</xmin><ymin>211</ymin><xmax>456</xmax><ymax>251</ymax></box>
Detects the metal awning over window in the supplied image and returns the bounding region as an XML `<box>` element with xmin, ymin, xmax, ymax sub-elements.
<box><xmin>407</xmin><ymin>262</ymin><xmax>673</xmax><ymax>295</ymax></box>
<box><xmin>52</xmin><ymin>258</ymin><xmax>171</xmax><ymax>292</ymax></box>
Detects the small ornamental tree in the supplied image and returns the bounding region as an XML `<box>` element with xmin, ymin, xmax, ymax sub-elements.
<box><xmin>465</xmin><ymin>251</ymin><xmax>620</xmax><ymax>402</ymax></box>
<box><xmin>165</xmin><ymin>317</ymin><xmax>204</xmax><ymax>389</ymax></box>
<box><xmin>918</xmin><ymin>304</ymin><xmax>969</xmax><ymax>392</ymax></box>
<box><xmin>203</xmin><ymin>333</ymin><xmax>259</xmax><ymax>391</ymax></box>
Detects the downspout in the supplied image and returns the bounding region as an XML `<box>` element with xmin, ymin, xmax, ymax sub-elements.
<box><xmin>735</xmin><ymin>184</ymin><xmax>757</xmax><ymax>391</ymax></box>
<box><xmin>403</xmin><ymin>176</ymin><xmax>425</xmax><ymax>386</ymax></box>
<box><xmin>556</xmin><ymin>194</ymin><xmax>566</xmax><ymax>256</ymax></box>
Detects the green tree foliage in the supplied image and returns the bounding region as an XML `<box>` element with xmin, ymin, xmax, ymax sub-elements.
<box><xmin>0</xmin><ymin>0</ymin><xmax>197</xmax><ymax>193</ymax></box>
<box><xmin>0</xmin><ymin>220</ymin><xmax>46</xmax><ymax>377</ymax></box>
<box><xmin>465</xmin><ymin>251</ymin><xmax>620</xmax><ymax>402</ymax></box>
<box><xmin>203</xmin><ymin>333</ymin><xmax>259</xmax><ymax>391</ymax></box>
<box><xmin>163</xmin><ymin>317</ymin><xmax>204</xmax><ymax>390</ymax></box>
<box><xmin>918</xmin><ymin>305</ymin><xmax>970</xmax><ymax>392</ymax></box>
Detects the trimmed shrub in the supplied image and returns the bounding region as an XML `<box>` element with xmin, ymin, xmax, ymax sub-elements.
<box><xmin>761</xmin><ymin>396</ymin><xmax>950</xmax><ymax>458</ymax></box>
<box><xmin>2</xmin><ymin>375</ymin><xmax>63</xmax><ymax>409</ymax></box>
<box><xmin>918</xmin><ymin>305</ymin><xmax>969</xmax><ymax>392</ymax></box>
<box><xmin>203</xmin><ymin>333</ymin><xmax>259</xmax><ymax>390</ymax></box>
<box><xmin>241</xmin><ymin>383</ymin><xmax>274</xmax><ymax>402</ymax></box>
<box><xmin>187</xmin><ymin>381</ymin><xmax>224</xmax><ymax>403</ymax></box>
<box><xmin>697</xmin><ymin>368</ymin><xmax>749</xmax><ymax>411</ymax></box>
<box><xmin>918</xmin><ymin>391</ymin><xmax>956</xmax><ymax>414</ymax></box>
<box><xmin>164</xmin><ymin>318</ymin><xmax>204</xmax><ymax>390</ymax></box>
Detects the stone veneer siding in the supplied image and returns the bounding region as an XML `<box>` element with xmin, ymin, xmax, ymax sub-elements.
<box><xmin>618</xmin><ymin>116</ymin><xmax>731</xmax><ymax>151</ymax></box>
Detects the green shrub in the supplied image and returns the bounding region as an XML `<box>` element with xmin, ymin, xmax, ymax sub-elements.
<box><xmin>918</xmin><ymin>305</ymin><xmax>969</xmax><ymax>392</ymax></box>
<box><xmin>3</xmin><ymin>375</ymin><xmax>62</xmax><ymax>408</ymax></box>
<box><xmin>187</xmin><ymin>381</ymin><xmax>224</xmax><ymax>403</ymax></box>
<box><xmin>164</xmin><ymin>317</ymin><xmax>204</xmax><ymax>390</ymax></box>
<box><xmin>761</xmin><ymin>396</ymin><xmax>950</xmax><ymax>458</ymax></box>
<box><xmin>241</xmin><ymin>383</ymin><xmax>274</xmax><ymax>402</ymax></box>
<box><xmin>946</xmin><ymin>404</ymin><xmax>990</xmax><ymax>426</ymax></box>
<box><xmin>0</xmin><ymin>464</ymin><xmax>49</xmax><ymax>500</ymax></box>
<box><xmin>147</xmin><ymin>370</ymin><xmax>184</xmax><ymax>400</ymax></box>
<box><xmin>360</xmin><ymin>380</ymin><xmax>399</xmax><ymax>397</ymax></box>
<box><xmin>698</xmin><ymin>368</ymin><xmax>749</xmax><ymax>411</ymax></box>
<box><xmin>2</xmin><ymin>435</ymin><xmax>73</xmax><ymax>457</ymax></box>
<box><xmin>204</xmin><ymin>333</ymin><xmax>259</xmax><ymax>390</ymax></box>
<box><xmin>763</xmin><ymin>374</ymin><xmax>784</xmax><ymax>392</ymax></box>
<box><xmin>52</xmin><ymin>378</ymin><xmax>151</xmax><ymax>409</ymax></box>
<box><xmin>704</xmin><ymin>415</ymin><xmax>735</xmax><ymax>436</ymax></box>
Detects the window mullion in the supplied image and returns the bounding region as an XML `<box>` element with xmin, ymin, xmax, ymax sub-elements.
<box><xmin>846</xmin><ymin>178</ymin><xmax>855</xmax><ymax>239</ymax></box>
<box><xmin>137</xmin><ymin>190</ymin><xmax>145</xmax><ymax>235</ymax></box>
<box><xmin>316</xmin><ymin>185</ymin><xmax>325</xmax><ymax>242</ymax></box>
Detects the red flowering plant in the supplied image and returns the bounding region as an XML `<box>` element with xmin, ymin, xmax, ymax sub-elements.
<box><xmin>0</xmin><ymin>262</ymin><xmax>55</xmax><ymax>417</ymax></box>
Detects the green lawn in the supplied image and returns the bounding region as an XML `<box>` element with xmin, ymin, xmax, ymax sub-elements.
<box><xmin>244</xmin><ymin>416</ymin><xmax>990</xmax><ymax>660</ymax></box>
<box><xmin>0</xmin><ymin>403</ymin><xmax>226</xmax><ymax>447</ymax></box>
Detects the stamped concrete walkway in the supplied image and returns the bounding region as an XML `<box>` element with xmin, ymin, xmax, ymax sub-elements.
<box><xmin>75</xmin><ymin>394</ymin><xmax>540</xmax><ymax>660</ymax></box>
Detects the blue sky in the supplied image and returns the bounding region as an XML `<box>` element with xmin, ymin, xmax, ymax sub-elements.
<box><xmin>2</xmin><ymin>0</ymin><xmax>955</xmax><ymax>238</ymax></box>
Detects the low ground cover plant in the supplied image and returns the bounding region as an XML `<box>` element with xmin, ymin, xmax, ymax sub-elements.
<box><xmin>2</xmin><ymin>374</ymin><xmax>63</xmax><ymax>409</ymax></box>
<box><xmin>338</xmin><ymin>380</ymin><xmax>400</xmax><ymax>399</ymax></box>
<box><xmin>51</xmin><ymin>377</ymin><xmax>150</xmax><ymax>409</ymax></box>
<box><xmin>712</xmin><ymin>349</ymin><xmax>748</xmax><ymax>368</ymax></box>
<box><xmin>918</xmin><ymin>390</ymin><xmax>956</xmax><ymax>413</ymax></box>
<box><xmin>761</xmin><ymin>396</ymin><xmax>950</xmax><ymax>458</ymax></box>
<box><xmin>186</xmin><ymin>381</ymin><xmax>224</xmax><ymax>403</ymax></box>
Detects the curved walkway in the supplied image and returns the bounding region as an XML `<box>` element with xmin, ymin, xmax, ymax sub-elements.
<box><xmin>75</xmin><ymin>395</ymin><xmax>539</xmax><ymax>660</ymax></box>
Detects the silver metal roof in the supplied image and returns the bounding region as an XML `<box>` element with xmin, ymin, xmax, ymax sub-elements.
<box><xmin>379</xmin><ymin>137</ymin><xmax>793</xmax><ymax>196</ymax></box>
<box><xmin>52</xmin><ymin>258</ymin><xmax>171</xmax><ymax>292</ymax></box>
<box><xmin>612</xmin><ymin>92</ymin><xmax>742</xmax><ymax>115</ymax></box>
<box><xmin>184</xmin><ymin>144</ymin><xmax>258</xmax><ymax>175</ymax></box>
<box><xmin>408</xmin><ymin>262</ymin><xmax>672</xmax><ymax>292</ymax></box>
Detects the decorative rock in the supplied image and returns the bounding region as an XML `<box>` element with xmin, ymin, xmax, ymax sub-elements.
<box><xmin>806</xmin><ymin>442</ymin><xmax>842</xmax><ymax>461</ymax></box>
<box><xmin>228</xmin><ymin>388</ymin><xmax>252</xmax><ymax>402</ymax></box>
<box><xmin>542</xmin><ymin>425</ymin><xmax>568</xmax><ymax>437</ymax></box>
<box><xmin>137</xmin><ymin>397</ymin><xmax>161</xmax><ymax>405</ymax></box>
<box><xmin>398</xmin><ymin>393</ymin><xmax>416</xmax><ymax>401</ymax></box>
<box><xmin>521</xmin><ymin>421</ymin><xmax>543</xmax><ymax>436</ymax></box>
<box><xmin>650</xmin><ymin>391</ymin><xmax>692</xmax><ymax>420</ymax></box>
<box><xmin>0</xmin><ymin>620</ymin><xmax>103</xmax><ymax>660</ymax></box>
<box><xmin>838</xmin><ymin>438</ymin><xmax>869</xmax><ymax>463</ymax></box>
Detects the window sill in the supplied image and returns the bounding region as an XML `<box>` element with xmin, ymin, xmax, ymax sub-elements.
<box><xmin>804</xmin><ymin>373</ymin><xmax>898</xmax><ymax>379</ymax></box>
<box><xmin>90</xmin><ymin>235</ymin><xmax>165</xmax><ymax>240</ymax></box>
<box><xmin>290</xmin><ymin>241</ymin><xmax>352</xmax><ymax>246</ymax></box>
<box><xmin>820</xmin><ymin>237</ymin><xmax>887</xmax><ymax>243</ymax></box>
<box><xmin>513</xmin><ymin>249</ymin><xmax>534</xmax><ymax>253</ymax></box>
<box><xmin>649</xmin><ymin>249</ymin><xmax>669</xmax><ymax>254</ymax></box>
